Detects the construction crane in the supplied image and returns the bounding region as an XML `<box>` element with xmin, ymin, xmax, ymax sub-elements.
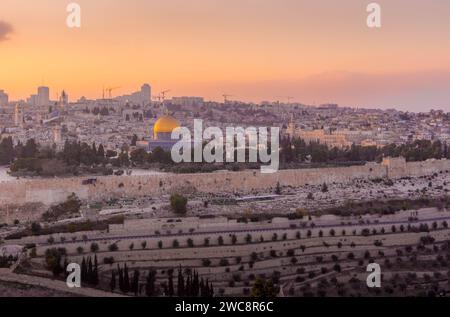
<box><xmin>104</xmin><ymin>86</ymin><xmax>121</xmax><ymax>99</ymax></box>
<box><xmin>286</xmin><ymin>96</ymin><xmax>294</xmax><ymax>104</ymax></box>
<box><xmin>222</xmin><ymin>94</ymin><xmax>233</xmax><ymax>104</ymax></box>
<box><xmin>276</xmin><ymin>96</ymin><xmax>294</xmax><ymax>105</ymax></box>
<box><xmin>160</xmin><ymin>90</ymin><xmax>171</xmax><ymax>102</ymax></box>
<box><xmin>152</xmin><ymin>95</ymin><xmax>162</xmax><ymax>103</ymax></box>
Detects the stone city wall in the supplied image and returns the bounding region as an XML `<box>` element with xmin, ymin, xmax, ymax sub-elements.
<box><xmin>0</xmin><ymin>158</ymin><xmax>448</xmax><ymax>209</ymax></box>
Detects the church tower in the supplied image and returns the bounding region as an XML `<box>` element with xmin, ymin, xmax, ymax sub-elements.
<box><xmin>59</xmin><ymin>90</ymin><xmax>68</xmax><ymax>108</ymax></box>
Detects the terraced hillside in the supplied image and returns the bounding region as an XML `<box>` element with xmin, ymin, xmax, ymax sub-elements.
<box><xmin>21</xmin><ymin>206</ymin><xmax>450</xmax><ymax>297</ymax></box>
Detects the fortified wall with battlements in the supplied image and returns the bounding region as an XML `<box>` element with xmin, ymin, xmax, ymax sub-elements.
<box><xmin>0</xmin><ymin>157</ymin><xmax>449</xmax><ymax>210</ymax></box>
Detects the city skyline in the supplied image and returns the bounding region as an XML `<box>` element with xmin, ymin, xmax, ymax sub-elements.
<box><xmin>1</xmin><ymin>0</ymin><xmax>450</xmax><ymax>301</ymax></box>
<box><xmin>2</xmin><ymin>81</ymin><xmax>450</xmax><ymax>114</ymax></box>
<box><xmin>1</xmin><ymin>0</ymin><xmax>450</xmax><ymax>111</ymax></box>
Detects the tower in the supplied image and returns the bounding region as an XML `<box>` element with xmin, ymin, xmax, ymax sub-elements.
<box><xmin>37</xmin><ymin>86</ymin><xmax>50</xmax><ymax>106</ymax></box>
<box><xmin>59</xmin><ymin>90</ymin><xmax>68</xmax><ymax>108</ymax></box>
<box><xmin>287</xmin><ymin>114</ymin><xmax>296</xmax><ymax>137</ymax></box>
<box><xmin>14</xmin><ymin>104</ymin><xmax>23</xmax><ymax>127</ymax></box>
<box><xmin>53</xmin><ymin>126</ymin><xmax>62</xmax><ymax>143</ymax></box>
<box><xmin>141</xmin><ymin>84</ymin><xmax>151</xmax><ymax>105</ymax></box>
<box><xmin>0</xmin><ymin>90</ymin><xmax>8</xmax><ymax>107</ymax></box>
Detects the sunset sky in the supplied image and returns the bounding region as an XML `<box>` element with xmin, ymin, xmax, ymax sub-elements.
<box><xmin>0</xmin><ymin>0</ymin><xmax>450</xmax><ymax>111</ymax></box>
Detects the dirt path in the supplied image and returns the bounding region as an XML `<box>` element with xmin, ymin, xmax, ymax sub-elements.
<box><xmin>0</xmin><ymin>269</ymin><xmax>124</xmax><ymax>297</ymax></box>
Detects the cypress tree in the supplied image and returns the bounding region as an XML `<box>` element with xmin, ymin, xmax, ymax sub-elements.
<box><xmin>145</xmin><ymin>270</ymin><xmax>156</xmax><ymax>297</ymax></box>
<box><xmin>177</xmin><ymin>268</ymin><xmax>185</xmax><ymax>297</ymax></box>
<box><xmin>123</xmin><ymin>264</ymin><xmax>130</xmax><ymax>293</ymax></box>
<box><xmin>200</xmin><ymin>278</ymin><xmax>205</xmax><ymax>297</ymax></box>
<box><xmin>97</xmin><ymin>144</ymin><xmax>105</xmax><ymax>158</ymax></box>
<box><xmin>110</xmin><ymin>270</ymin><xmax>116</xmax><ymax>292</ymax></box>
<box><xmin>118</xmin><ymin>264</ymin><xmax>124</xmax><ymax>292</ymax></box>
<box><xmin>162</xmin><ymin>283</ymin><xmax>168</xmax><ymax>296</ymax></box>
<box><xmin>193</xmin><ymin>271</ymin><xmax>199</xmax><ymax>297</ymax></box>
<box><xmin>204</xmin><ymin>280</ymin><xmax>211</xmax><ymax>298</ymax></box>
<box><xmin>87</xmin><ymin>257</ymin><xmax>93</xmax><ymax>284</ymax></box>
<box><xmin>168</xmin><ymin>270</ymin><xmax>174</xmax><ymax>297</ymax></box>
<box><xmin>63</xmin><ymin>258</ymin><xmax>69</xmax><ymax>279</ymax></box>
<box><xmin>186</xmin><ymin>274</ymin><xmax>192</xmax><ymax>297</ymax></box>
<box><xmin>81</xmin><ymin>257</ymin><xmax>87</xmax><ymax>285</ymax></box>
<box><xmin>93</xmin><ymin>255</ymin><xmax>99</xmax><ymax>285</ymax></box>
<box><xmin>132</xmin><ymin>269</ymin><xmax>140</xmax><ymax>296</ymax></box>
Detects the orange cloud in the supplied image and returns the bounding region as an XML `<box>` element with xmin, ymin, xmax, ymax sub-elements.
<box><xmin>0</xmin><ymin>20</ymin><xmax>13</xmax><ymax>41</ymax></box>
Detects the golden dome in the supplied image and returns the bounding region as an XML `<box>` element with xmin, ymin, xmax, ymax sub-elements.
<box><xmin>153</xmin><ymin>115</ymin><xmax>180</xmax><ymax>138</ymax></box>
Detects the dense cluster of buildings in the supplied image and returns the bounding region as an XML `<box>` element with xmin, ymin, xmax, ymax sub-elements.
<box><xmin>115</xmin><ymin>84</ymin><xmax>151</xmax><ymax>107</ymax></box>
<box><xmin>0</xmin><ymin>90</ymin><xmax>8</xmax><ymax>107</ymax></box>
<box><xmin>26</xmin><ymin>86</ymin><xmax>50</xmax><ymax>107</ymax></box>
<box><xmin>0</xmin><ymin>84</ymin><xmax>448</xmax><ymax>156</ymax></box>
<box><xmin>284</xmin><ymin>104</ymin><xmax>449</xmax><ymax>148</ymax></box>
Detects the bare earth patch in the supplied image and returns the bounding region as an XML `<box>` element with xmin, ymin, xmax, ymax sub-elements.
<box><xmin>0</xmin><ymin>280</ymin><xmax>77</xmax><ymax>297</ymax></box>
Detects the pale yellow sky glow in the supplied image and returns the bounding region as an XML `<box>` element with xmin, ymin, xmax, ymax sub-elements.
<box><xmin>1</xmin><ymin>0</ymin><xmax>450</xmax><ymax>110</ymax></box>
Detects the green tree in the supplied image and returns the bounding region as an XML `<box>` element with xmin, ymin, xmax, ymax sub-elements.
<box><xmin>251</xmin><ymin>278</ymin><xmax>279</xmax><ymax>298</ymax></box>
<box><xmin>23</xmin><ymin>139</ymin><xmax>38</xmax><ymax>158</ymax></box>
<box><xmin>90</xmin><ymin>243</ymin><xmax>99</xmax><ymax>253</ymax></box>
<box><xmin>93</xmin><ymin>255</ymin><xmax>99</xmax><ymax>285</ymax></box>
<box><xmin>170</xmin><ymin>194</ymin><xmax>188</xmax><ymax>215</ymax></box>
<box><xmin>123</xmin><ymin>264</ymin><xmax>130</xmax><ymax>293</ymax></box>
<box><xmin>202</xmin><ymin>259</ymin><xmax>212</xmax><ymax>267</ymax></box>
<box><xmin>168</xmin><ymin>270</ymin><xmax>174</xmax><ymax>297</ymax></box>
<box><xmin>110</xmin><ymin>270</ymin><xmax>116</xmax><ymax>292</ymax></box>
<box><xmin>44</xmin><ymin>248</ymin><xmax>66</xmax><ymax>276</ymax></box>
<box><xmin>130</xmin><ymin>148</ymin><xmax>148</xmax><ymax>165</ymax></box>
<box><xmin>109</xmin><ymin>243</ymin><xmax>118</xmax><ymax>252</ymax></box>
<box><xmin>131</xmin><ymin>269</ymin><xmax>140</xmax><ymax>296</ymax></box>
<box><xmin>131</xmin><ymin>134</ymin><xmax>138</xmax><ymax>146</ymax></box>
<box><xmin>146</xmin><ymin>270</ymin><xmax>157</xmax><ymax>297</ymax></box>
<box><xmin>118</xmin><ymin>151</ymin><xmax>130</xmax><ymax>167</ymax></box>
<box><xmin>275</xmin><ymin>182</ymin><xmax>282</xmax><ymax>195</ymax></box>
<box><xmin>97</xmin><ymin>144</ymin><xmax>105</xmax><ymax>159</ymax></box>
<box><xmin>30</xmin><ymin>222</ymin><xmax>41</xmax><ymax>235</ymax></box>
<box><xmin>177</xmin><ymin>268</ymin><xmax>185</xmax><ymax>297</ymax></box>
<box><xmin>0</xmin><ymin>137</ymin><xmax>14</xmax><ymax>165</ymax></box>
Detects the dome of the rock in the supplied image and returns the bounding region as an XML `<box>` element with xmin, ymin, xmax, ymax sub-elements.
<box><xmin>153</xmin><ymin>115</ymin><xmax>180</xmax><ymax>140</ymax></box>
